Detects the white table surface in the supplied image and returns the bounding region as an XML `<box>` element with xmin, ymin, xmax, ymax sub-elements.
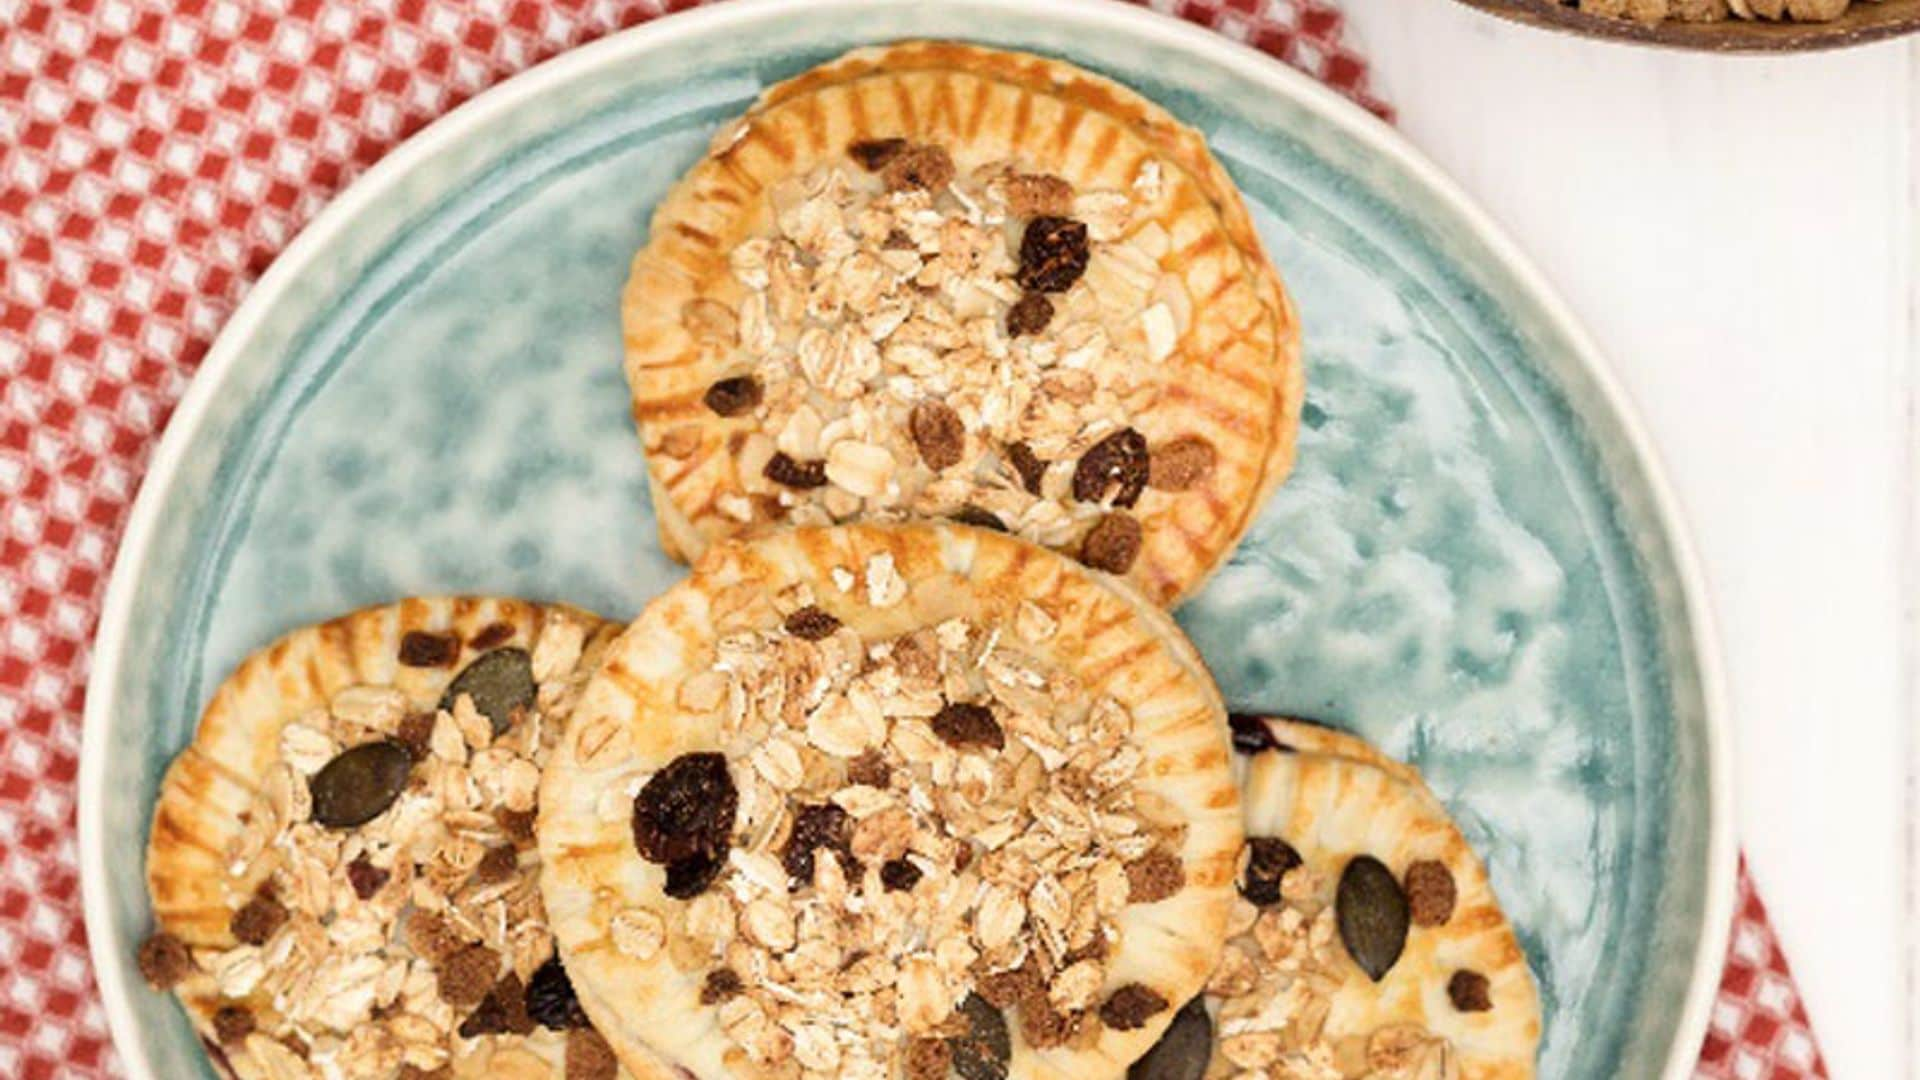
<box><xmin>1335</xmin><ymin>3</ymin><xmax>1914</xmax><ymax>1075</ymax></box>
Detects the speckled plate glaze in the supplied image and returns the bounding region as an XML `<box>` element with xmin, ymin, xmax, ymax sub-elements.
<box><xmin>78</xmin><ymin>2</ymin><xmax>1733</xmax><ymax>1077</ymax></box>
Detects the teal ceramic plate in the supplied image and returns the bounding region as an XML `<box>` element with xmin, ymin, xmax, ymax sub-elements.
<box><xmin>79</xmin><ymin>1</ymin><xmax>1733</xmax><ymax>1076</ymax></box>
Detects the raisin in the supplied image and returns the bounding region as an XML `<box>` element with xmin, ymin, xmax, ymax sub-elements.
<box><xmin>1099</xmin><ymin>984</ymin><xmax>1168</xmax><ymax>1031</ymax></box>
<box><xmin>436</xmin><ymin>942</ymin><xmax>501</xmax><ymax>1009</ymax></box>
<box><xmin>1080</xmin><ymin>512</ymin><xmax>1142</xmax><ymax>575</ymax></box>
<box><xmin>440</xmin><ymin>648</ymin><xmax>536</xmax><ymax>736</ymax></box>
<box><xmin>527</xmin><ymin>956</ymin><xmax>592</xmax><ymax>1030</ymax></box>
<box><xmin>1148</xmin><ymin>436</ymin><xmax>1217</xmax><ymax>492</ymax></box>
<box><xmin>468</xmin><ymin>621</ymin><xmax>517</xmax><ymax>651</ymax></box>
<box><xmin>1228</xmin><ymin>714</ymin><xmax>1283</xmax><ymax>755</ymax></box>
<box><xmin>229</xmin><ymin>887</ymin><xmax>288</xmax><ymax>946</ymax></box>
<box><xmin>566</xmin><ymin>1027</ymin><xmax>619</xmax><ymax>1080</ymax></box>
<box><xmin>212</xmin><ymin>1005</ymin><xmax>254</xmax><ymax>1045</ymax></box>
<box><xmin>882</xmin><ymin>144</ymin><xmax>955</xmax><ymax>192</ymax></box>
<box><xmin>1073</xmin><ymin>428</ymin><xmax>1149</xmax><ymax>507</ymax></box>
<box><xmin>948</xmin><ymin>994</ymin><xmax>1012</xmax><ymax>1080</ymax></box>
<box><xmin>395</xmin><ymin>711</ymin><xmax>437</xmax><ymax>759</ymax></box>
<box><xmin>847</xmin><ymin>137</ymin><xmax>908</xmax><ymax>171</ymax></box>
<box><xmin>459</xmin><ymin>974</ymin><xmax>534</xmax><ymax>1037</ymax></box>
<box><xmin>784</xmin><ymin>605</ymin><xmax>841</xmax><ymax>640</ymax></box>
<box><xmin>1404</xmin><ymin>860</ymin><xmax>1457</xmax><ymax>927</ymax></box>
<box><xmin>468</xmin><ymin>844</ymin><xmax>519</xmax><ymax>888</ymax></box>
<box><xmin>846</xmin><ymin>750</ymin><xmax>891</xmax><ymax>788</ymax></box>
<box><xmin>1447</xmin><ymin>970</ymin><xmax>1493</xmax><ymax>1012</ymax></box>
<box><xmin>1239</xmin><ymin>837</ymin><xmax>1302</xmax><ymax>906</ymax></box>
<box><xmin>700</xmin><ymin>967</ymin><xmax>743</xmax><ymax>1004</ymax></box>
<box><xmin>1006</xmin><ymin>442</ymin><xmax>1047</xmax><ymax>495</ymax></box>
<box><xmin>1016</xmin><ymin>216</ymin><xmax>1090</xmax><ymax>293</ymax></box>
<box><xmin>764</xmin><ymin>451</ymin><xmax>828</xmax><ymax>489</ymax></box>
<box><xmin>1336</xmin><ymin>855</ymin><xmax>1409</xmax><ymax>982</ymax></box>
<box><xmin>703</xmin><ymin>375</ymin><xmax>762</xmax><ymax>417</ymax></box>
<box><xmin>1005</xmin><ymin>292</ymin><xmax>1054</xmax><ymax>337</ymax></box>
<box><xmin>137</xmin><ymin>931</ymin><xmax>192</xmax><ymax>990</ymax></box>
<box><xmin>1004</xmin><ymin>173</ymin><xmax>1074</xmax><ymax>217</ymax></box>
<box><xmin>1125</xmin><ymin>849</ymin><xmax>1185</xmax><ymax>904</ymax></box>
<box><xmin>309</xmin><ymin>741</ymin><xmax>413</xmax><ymax>829</ymax></box>
<box><xmin>783</xmin><ymin>803</ymin><xmax>856</xmax><ymax>887</ymax></box>
<box><xmin>931</xmin><ymin>702</ymin><xmax>1004</xmax><ymax>751</ymax></box>
<box><xmin>664</xmin><ymin>851</ymin><xmax>726</xmax><ymax>899</ymax></box>
<box><xmin>398</xmin><ymin>630</ymin><xmax>458</xmax><ymax>667</ymax></box>
<box><xmin>631</xmin><ymin>752</ymin><xmax>737</xmax><ymax>865</ymax></box>
<box><xmin>910</xmin><ymin>400</ymin><xmax>966</xmax><ymax>471</ymax></box>
<box><xmin>881</xmin><ymin>858</ymin><xmax>924</xmax><ymax>892</ymax></box>
<box><xmin>346</xmin><ymin>854</ymin><xmax>390</xmax><ymax>900</ymax></box>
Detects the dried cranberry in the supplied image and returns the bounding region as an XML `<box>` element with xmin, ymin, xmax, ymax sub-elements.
<box><xmin>700</xmin><ymin>967</ymin><xmax>743</xmax><ymax>1004</ymax></box>
<box><xmin>468</xmin><ymin>621</ymin><xmax>517</xmax><ymax>651</ymax></box>
<box><xmin>703</xmin><ymin>375</ymin><xmax>763</xmax><ymax>417</ymax></box>
<box><xmin>1448</xmin><ymin>970</ymin><xmax>1493</xmax><ymax>1012</ymax></box>
<box><xmin>1006</xmin><ymin>442</ymin><xmax>1047</xmax><ymax>495</ymax></box>
<box><xmin>1016</xmin><ymin>216</ymin><xmax>1090</xmax><ymax>293</ymax></box>
<box><xmin>1098</xmin><ymin>984</ymin><xmax>1168</xmax><ymax>1031</ymax></box>
<box><xmin>526</xmin><ymin>956</ymin><xmax>592</xmax><ymax>1030</ymax></box>
<box><xmin>882</xmin><ymin>144</ymin><xmax>955</xmax><ymax>192</ymax></box>
<box><xmin>881</xmin><ymin>858</ymin><xmax>924</xmax><ymax>892</ymax></box>
<box><xmin>398</xmin><ymin>631</ymin><xmax>458</xmax><ymax>667</ymax></box>
<box><xmin>1072</xmin><ymin>428</ymin><xmax>1150</xmax><ymax>507</ymax></box>
<box><xmin>764</xmin><ymin>451</ymin><xmax>828</xmax><ymax>489</ymax></box>
<box><xmin>1404</xmin><ymin>860</ymin><xmax>1457</xmax><ymax>927</ymax></box>
<box><xmin>783</xmin><ymin>803</ymin><xmax>857</xmax><ymax>887</ymax></box>
<box><xmin>1239</xmin><ymin>837</ymin><xmax>1302</xmax><ymax>906</ymax></box>
<box><xmin>346</xmin><ymin>854</ymin><xmax>390</xmax><ymax>900</ymax></box>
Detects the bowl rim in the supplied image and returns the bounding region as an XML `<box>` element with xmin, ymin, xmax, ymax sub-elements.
<box><xmin>77</xmin><ymin>0</ymin><xmax>1737</xmax><ymax>1076</ymax></box>
<box><xmin>1454</xmin><ymin>0</ymin><xmax>1920</xmax><ymax>52</ymax></box>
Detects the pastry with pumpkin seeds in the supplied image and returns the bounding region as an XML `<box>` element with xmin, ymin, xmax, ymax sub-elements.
<box><xmin>538</xmin><ymin>522</ymin><xmax>1244</xmax><ymax>1079</ymax></box>
<box><xmin>623</xmin><ymin>40</ymin><xmax>1303</xmax><ymax>607</ymax></box>
<box><xmin>1129</xmin><ymin>716</ymin><xmax>1542</xmax><ymax>1080</ymax></box>
<box><xmin>138</xmin><ymin>596</ymin><xmax>636</xmax><ymax>1079</ymax></box>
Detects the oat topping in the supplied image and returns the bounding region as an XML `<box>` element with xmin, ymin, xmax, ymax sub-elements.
<box><xmin>677</xmin><ymin>139</ymin><xmax>1218</xmax><ymax>578</ymax></box>
<box><xmin>624</xmin><ymin>580</ymin><xmax>1188</xmax><ymax>1075</ymax></box>
<box><xmin>139</xmin><ymin>615</ymin><xmax>615</xmax><ymax>1079</ymax></box>
<box><xmin>1189</xmin><ymin>839</ymin><xmax>1482</xmax><ymax>1079</ymax></box>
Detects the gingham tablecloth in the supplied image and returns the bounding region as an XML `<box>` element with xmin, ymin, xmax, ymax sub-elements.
<box><xmin>0</xmin><ymin>1</ymin><xmax>1826</xmax><ymax>1076</ymax></box>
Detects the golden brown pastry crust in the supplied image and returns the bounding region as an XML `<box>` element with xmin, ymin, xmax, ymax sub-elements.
<box><xmin>624</xmin><ymin>41</ymin><xmax>1302</xmax><ymax>607</ymax></box>
<box><xmin>540</xmin><ymin>523</ymin><xmax>1243</xmax><ymax>1079</ymax></box>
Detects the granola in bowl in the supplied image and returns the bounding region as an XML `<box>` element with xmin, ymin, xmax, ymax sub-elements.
<box><xmin>139</xmin><ymin>597</ymin><xmax>631</xmax><ymax>1079</ymax></box>
<box><xmin>537</xmin><ymin>523</ymin><xmax>1244</xmax><ymax>1078</ymax></box>
<box><xmin>623</xmin><ymin>41</ymin><xmax>1302</xmax><ymax>607</ymax></box>
<box><xmin>1129</xmin><ymin>717</ymin><xmax>1543</xmax><ymax>1080</ymax></box>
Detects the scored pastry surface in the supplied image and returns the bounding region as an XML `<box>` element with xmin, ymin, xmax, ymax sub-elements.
<box><xmin>624</xmin><ymin>40</ymin><xmax>1303</xmax><ymax>607</ymax></box>
<box><xmin>539</xmin><ymin>523</ymin><xmax>1243</xmax><ymax>1079</ymax></box>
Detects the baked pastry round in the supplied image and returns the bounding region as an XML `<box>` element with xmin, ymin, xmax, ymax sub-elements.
<box><xmin>1133</xmin><ymin>716</ymin><xmax>1543</xmax><ymax>1080</ymax></box>
<box><xmin>622</xmin><ymin>41</ymin><xmax>1303</xmax><ymax>607</ymax></box>
<box><xmin>139</xmin><ymin>597</ymin><xmax>632</xmax><ymax>1080</ymax></box>
<box><xmin>538</xmin><ymin>523</ymin><xmax>1243</xmax><ymax>1079</ymax></box>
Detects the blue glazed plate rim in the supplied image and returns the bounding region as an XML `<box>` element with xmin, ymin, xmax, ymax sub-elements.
<box><xmin>78</xmin><ymin>1</ymin><xmax>1736</xmax><ymax>1076</ymax></box>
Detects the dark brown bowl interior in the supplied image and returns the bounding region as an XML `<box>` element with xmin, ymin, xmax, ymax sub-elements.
<box><xmin>1455</xmin><ymin>0</ymin><xmax>1920</xmax><ymax>50</ymax></box>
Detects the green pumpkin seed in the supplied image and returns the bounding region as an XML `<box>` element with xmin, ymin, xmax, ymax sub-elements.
<box><xmin>309</xmin><ymin>741</ymin><xmax>413</xmax><ymax>829</ymax></box>
<box><xmin>1127</xmin><ymin>997</ymin><xmax>1211</xmax><ymax>1080</ymax></box>
<box><xmin>1337</xmin><ymin>855</ymin><xmax>1409</xmax><ymax>982</ymax></box>
<box><xmin>948</xmin><ymin>993</ymin><xmax>1010</xmax><ymax>1080</ymax></box>
<box><xmin>440</xmin><ymin>648</ymin><xmax>536</xmax><ymax>736</ymax></box>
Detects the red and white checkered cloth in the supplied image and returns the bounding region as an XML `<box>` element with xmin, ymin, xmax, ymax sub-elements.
<box><xmin>0</xmin><ymin>1</ymin><xmax>1823</xmax><ymax>1077</ymax></box>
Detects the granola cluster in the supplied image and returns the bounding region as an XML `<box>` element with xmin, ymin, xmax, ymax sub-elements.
<box><xmin>139</xmin><ymin>615</ymin><xmax>620</xmax><ymax>1080</ymax></box>
<box><xmin>669</xmin><ymin>137</ymin><xmax>1223</xmax><ymax>576</ymax></box>
<box><xmin>624</xmin><ymin>555</ymin><xmax>1189</xmax><ymax>1077</ymax></box>
<box><xmin>1567</xmin><ymin>0</ymin><xmax>1856</xmax><ymax>24</ymax></box>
